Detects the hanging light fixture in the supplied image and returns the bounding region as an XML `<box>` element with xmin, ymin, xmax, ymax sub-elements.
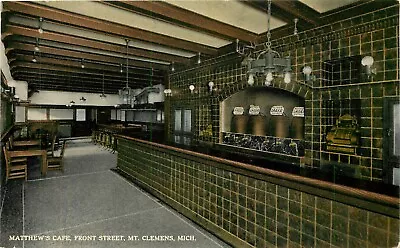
<box><xmin>34</xmin><ymin>38</ymin><xmax>40</xmax><ymax>52</ymax></box>
<box><xmin>100</xmin><ymin>73</ymin><xmax>107</xmax><ymax>99</ymax></box>
<box><xmin>81</xmin><ymin>59</ymin><xmax>85</xmax><ymax>68</ymax></box>
<box><xmin>171</xmin><ymin>62</ymin><xmax>175</xmax><ymax>72</ymax></box>
<box><xmin>197</xmin><ymin>52</ymin><xmax>201</xmax><ymax>64</ymax></box>
<box><xmin>32</xmin><ymin>52</ymin><xmax>37</xmax><ymax>63</ymax></box>
<box><xmin>38</xmin><ymin>17</ymin><xmax>44</xmax><ymax>34</ymax></box>
<box><xmin>242</xmin><ymin>0</ymin><xmax>292</xmax><ymax>86</ymax></box>
<box><xmin>118</xmin><ymin>39</ymin><xmax>134</xmax><ymax>107</ymax></box>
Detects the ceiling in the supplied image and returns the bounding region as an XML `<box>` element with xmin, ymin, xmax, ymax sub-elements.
<box><xmin>1</xmin><ymin>0</ymin><xmax>376</xmax><ymax>95</ymax></box>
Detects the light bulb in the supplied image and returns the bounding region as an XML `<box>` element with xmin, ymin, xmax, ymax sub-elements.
<box><xmin>361</xmin><ymin>56</ymin><xmax>374</xmax><ymax>66</ymax></box>
<box><xmin>284</xmin><ymin>72</ymin><xmax>291</xmax><ymax>84</ymax></box>
<box><xmin>81</xmin><ymin>64</ymin><xmax>85</xmax><ymax>68</ymax></box>
<box><xmin>302</xmin><ymin>66</ymin><xmax>312</xmax><ymax>75</ymax></box>
<box><xmin>208</xmin><ymin>81</ymin><xmax>214</xmax><ymax>91</ymax></box>
<box><xmin>265</xmin><ymin>72</ymin><xmax>273</xmax><ymax>86</ymax></box>
<box><xmin>247</xmin><ymin>73</ymin><xmax>254</xmax><ymax>85</ymax></box>
<box><xmin>34</xmin><ymin>46</ymin><xmax>40</xmax><ymax>52</ymax></box>
<box><xmin>32</xmin><ymin>57</ymin><xmax>37</xmax><ymax>63</ymax></box>
<box><xmin>38</xmin><ymin>28</ymin><xmax>43</xmax><ymax>34</ymax></box>
<box><xmin>189</xmin><ymin>85</ymin><xmax>195</xmax><ymax>92</ymax></box>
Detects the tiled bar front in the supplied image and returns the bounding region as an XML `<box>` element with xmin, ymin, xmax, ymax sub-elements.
<box><xmin>117</xmin><ymin>136</ymin><xmax>399</xmax><ymax>248</ymax></box>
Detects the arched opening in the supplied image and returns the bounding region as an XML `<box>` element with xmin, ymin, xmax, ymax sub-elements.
<box><xmin>220</xmin><ymin>87</ymin><xmax>305</xmax><ymax>156</ymax></box>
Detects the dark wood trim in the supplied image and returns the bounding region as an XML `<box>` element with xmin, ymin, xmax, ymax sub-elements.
<box><xmin>1</xmin><ymin>125</ymin><xmax>15</xmax><ymax>142</ymax></box>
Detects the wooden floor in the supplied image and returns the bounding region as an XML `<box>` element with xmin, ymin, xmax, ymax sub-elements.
<box><xmin>0</xmin><ymin>139</ymin><xmax>230</xmax><ymax>248</ymax></box>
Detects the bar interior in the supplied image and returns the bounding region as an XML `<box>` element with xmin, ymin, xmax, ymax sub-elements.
<box><xmin>1</xmin><ymin>1</ymin><xmax>399</xmax><ymax>247</ymax></box>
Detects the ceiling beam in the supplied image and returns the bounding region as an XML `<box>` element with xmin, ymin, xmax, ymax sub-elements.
<box><xmin>13</xmin><ymin>78</ymin><xmax>123</xmax><ymax>94</ymax></box>
<box><xmin>2</xmin><ymin>1</ymin><xmax>218</xmax><ymax>55</ymax></box>
<box><xmin>7</xmin><ymin>42</ymin><xmax>171</xmax><ymax>72</ymax></box>
<box><xmin>106</xmin><ymin>1</ymin><xmax>258</xmax><ymax>43</ymax></box>
<box><xmin>272</xmin><ymin>0</ymin><xmax>319</xmax><ymax>26</ymax></box>
<box><xmin>8</xmin><ymin>48</ymin><xmax>169</xmax><ymax>72</ymax></box>
<box><xmin>10</xmin><ymin>61</ymin><xmax>164</xmax><ymax>87</ymax></box>
<box><xmin>12</xmin><ymin>70</ymin><xmax>163</xmax><ymax>85</ymax></box>
<box><xmin>14</xmin><ymin>74</ymin><xmax>143</xmax><ymax>90</ymax></box>
<box><xmin>242</xmin><ymin>0</ymin><xmax>319</xmax><ymax>30</ymax></box>
<box><xmin>3</xmin><ymin>25</ymin><xmax>188</xmax><ymax>66</ymax></box>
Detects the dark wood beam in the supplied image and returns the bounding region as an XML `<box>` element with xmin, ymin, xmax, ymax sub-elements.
<box><xmin>7</xmin><ymin>46</ymin><xmax>169</xmax><ymax>71</ymax></box>
<box><xmin>2</xmin><ymin>1</ymin><xmax>218</xmax><ymax>55</ymax></box>
<box><xmin>7</xmin><ymin>42</ymin><xmax>171</xmax><ymax>74</ymax></box>
<box><xmin>272</xmin><ymin>0</ymin><xmax>319</xmax><ymax>26</ymax></box>
<box><xmin>12</xmin><ymin>70</ymin><xmax>163</xmax><ymax>85</ymax></box>
<box><xmin>13</xmin><ymin>74</ymin><xmax>143</xmax><ymax>92</ymax></box>
<box><xmin>242</xmin><ymin>0</ymin><xmax>319</xmax><ymax>30</ymax></box>
<box><xmin>13</xmin><ymin>78</ymin><xmax>122</xmax><ymax>94</ymax></box>
<box><xmin>106</xmin><ymin>1</ymin><xmax>258</xmax><ymax>43</ymax></box>
<box><xmin>3</xmin><ymin>25</ymin><xmax>188</xmax><ymax>66</ymax></box>
<box><xmin>10</xmin><ymin>61</ymin><xmax>164</xmax><ymax>88</ymax></box>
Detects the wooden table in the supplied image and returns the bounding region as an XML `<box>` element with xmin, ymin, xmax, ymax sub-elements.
<box><xmin>8</xmin><ymin>149</ymin><xmax>47</xmax><ymax>176</ymax></box>
<box><xmin>13</xmin><ymin>140</ymin><xmax>41</xmax><ymax>149</ymax></box>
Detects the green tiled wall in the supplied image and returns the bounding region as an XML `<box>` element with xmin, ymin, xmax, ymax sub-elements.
<box><xmin>117</xmin><ymin>137</ymin><xmax>399</xmax><ymax>248</ymax></box>
<box><xmin>167</xmin><ymin>4</ymin><xmax>399</xmax><ymax>182</ymax></box>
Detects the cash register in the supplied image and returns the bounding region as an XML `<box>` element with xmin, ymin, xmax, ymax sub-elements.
<box><xmin>326</xmin><ymin>114</ymin><xmax>360</xmax><ymax>154</ymax></box>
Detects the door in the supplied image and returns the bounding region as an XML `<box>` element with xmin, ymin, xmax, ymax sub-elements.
<box><xmin>383</xmin><ymin>97</ymin><xmax>400</xmax><ymax>185</ymax></box>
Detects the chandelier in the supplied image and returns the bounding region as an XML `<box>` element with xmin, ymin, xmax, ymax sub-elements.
<box><xmin>118</xmin><ymin>39</ymin><xmax>135</xmax><ymax>107</ymax></box>
<box><xmin>240</xmin><ymin>0</ymin><xmax>292</xmax><ymax>86</ymax></box>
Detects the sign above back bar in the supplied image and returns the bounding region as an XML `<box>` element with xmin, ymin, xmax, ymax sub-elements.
<box><xmin>270</xmin><ymin>106</ymin><xmax>285</xmax><ymax>116</ymax></box>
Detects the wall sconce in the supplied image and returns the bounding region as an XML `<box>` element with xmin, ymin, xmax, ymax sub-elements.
<box><xmin>80</xmin><ymin>96</ymin><xmax>86</xmax><ymax>102</ymax></box>
<box><xmin>208</xmin><ymin>81</ymin><xmax>214</xmax><ymax>92</ymax></box>
<box><xmin>189</xmin><ymin>84</ymin><xmax>195</xmax><ymax>93</ymax></box>
<box><xmin>361</xmin><ymin>56</ymin><xmax>376</xmax><ymax>77</ymax></box>
<box><xmin>163</xmin><ymin>88</ymin><xmax>172</xmax><ymax>96</ymax></box>
<box><xmin>302</xmin><ymin>66</ymin><xmax>315</xmax><ymax>82</ymax></box>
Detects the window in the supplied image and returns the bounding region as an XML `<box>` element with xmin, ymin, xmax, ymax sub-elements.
<box><xmin>174</xmin><ymin>108</ymin><xmax>192</xmax><ymax>145</ymax></box>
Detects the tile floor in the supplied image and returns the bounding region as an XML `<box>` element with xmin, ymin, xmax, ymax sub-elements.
<box><xmin>1</xmin><ymin>139</ymin><xmax>230</xmax><ymax>248</ymax></box>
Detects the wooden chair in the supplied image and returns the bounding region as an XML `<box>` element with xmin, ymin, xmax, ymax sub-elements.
<box><xmin>47</xmin><ymin>141</ymin><xmax>66</xmax><ymax>172</ymax></box>
<box><xmin>47</xmin><ymin>135</ymin><xmax>57</xmax><ymax>157</ymax></box>
<box><xmin>2</xmin><ymin>146</ymin><xmax>27</xmax><ymax>182</ymax></box>
<box><xmin>5</xmin><ymin>141</ymin><xmax>28</xmax><ymax>163</ymax></box>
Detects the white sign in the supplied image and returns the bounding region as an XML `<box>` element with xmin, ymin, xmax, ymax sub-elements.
<box><xmin>270</xmin><ymin>106</ymin><xmax>285</xmax><ymax>116</ymax></box>
<box><xmin>233</xmin><ymin>107</ymin><xmax>244</xmax><ymax>115</ymax></box>
<box><xmin>292</xmin><ymin>107</ymin><xmax>305</xmax><ymax>117</ymax></box>
<box><xmin>249</xmin><ymin>105</ymin><xmax>261</xmax><ymax>115</ymax></box>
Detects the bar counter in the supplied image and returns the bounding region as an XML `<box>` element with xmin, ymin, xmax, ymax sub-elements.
<box><xmin>116</xmin><ymin>135</ymin><xmax>399</xmax><ymax>248</ymax></box>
